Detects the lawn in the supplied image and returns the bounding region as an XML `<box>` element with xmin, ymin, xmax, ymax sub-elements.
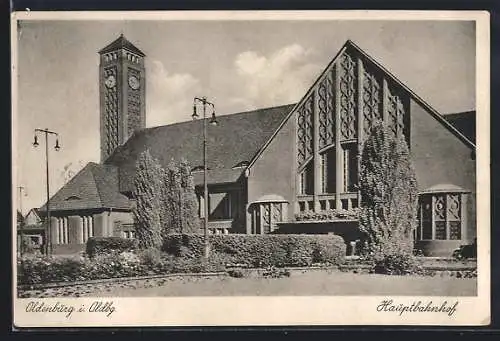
<box><xmin>88</xmin><ymin>270</ymin><xmax>477</xmax><ymax>297</ymax></box>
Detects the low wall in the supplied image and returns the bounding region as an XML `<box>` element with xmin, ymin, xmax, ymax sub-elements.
<box><xmin>415</xmin><ymin>240</ymin><xmax>463</xmax><ymax>257</ymax></box>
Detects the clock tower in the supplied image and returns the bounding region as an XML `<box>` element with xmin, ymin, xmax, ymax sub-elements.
<box><xmin>98</xmin><ymin>34</ymin><xmax>146</xmax><ymax>162</ymax></box>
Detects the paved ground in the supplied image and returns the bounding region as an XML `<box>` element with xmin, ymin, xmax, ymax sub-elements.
<box><xmin>88</xmin><ymin>271</ymin><xmax>476</xmax><ymax>297</ymax></box>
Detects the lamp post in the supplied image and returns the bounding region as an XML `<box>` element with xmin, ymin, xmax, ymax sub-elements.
<box><xmin>192</xmin><ymin>96</ymin><xmax>217</xmax><ymax>259</ymax></box>
<box><xmin>33</xmin><ymin>128</ymin><xmax>61</xmax><ymax>256</ymax></box>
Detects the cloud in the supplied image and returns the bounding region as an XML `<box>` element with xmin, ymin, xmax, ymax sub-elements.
<box><xmin>231</xmin><ymin>44</ymin><xmax>321</xmax><ymax>109</ymax></box>
<box><xmin>146</xmin><ymin>60</ymin><xmax>201</xmax><ymax>126</ymax></box>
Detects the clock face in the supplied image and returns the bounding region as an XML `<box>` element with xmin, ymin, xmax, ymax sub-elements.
<box><xmin>104</xmin><ymin>75</ymin><xmax>116</xmax><ymax>88</ymax></box>
<box><xmin>128</xmin><ymin>75</ymin><xmax>140</xmax><ymax>90</ymax></box>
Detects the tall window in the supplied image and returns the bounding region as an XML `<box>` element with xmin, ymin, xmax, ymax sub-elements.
<box><xmin>320</xmin><ymin>148</ymin><xmax>336</xmax><ymax>194</ymax></box>
<box><xmin>81</xmin><ymin>215</ymin><xmax>94</xmax><ymax>243</ymax></box>
<box><xmin>57</xmin><ymin>217</ymin><xmax>69</xmax><ymax>244</ymax></box>
<box><xmin>299</xmin><ymin>161</ymin><xmax>314</xmax><ymax>195</ymax></box>
<box><xmin>342</xmin><ymin>143</ymin><xmax>358</xmax><ymax>192</ymax></box>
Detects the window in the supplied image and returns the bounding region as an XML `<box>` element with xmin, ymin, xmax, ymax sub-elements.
<box><xmin>418</xmin><ymin>192</ymin><xmax>465</xmax><ymax>241</ymax></box>
<box><xmin>320</xmin><ymin>148</ymin><xmax>336</xmax><ymax>194</ymax></box>
<box><xmin>251</xmin><ymin>202</ymin><xmax>287</xmax><ymax>234</ymax></box>
<box><xmin>123</xmin><ymin>230</ymin><xmax>136</xmax><ymax>239</ymax></box>
<box><xmin>342</xmin><ymin>143</ymin><xmax>358</xmax><ymax>192</ymax></box>
<box><xmin>81</xmin><ymin>215</ymin><xmax>94</xmax><ymax>243</ymax></box>
<box><xmin>57</xmin><ymin>217</ymin><xmax>69</xmax><ymax>244</ymax></box>
<box><xmin>208</xmin><ymin>191</ymin><xmax>239</xmax><ymax>220</ymax></box>
<box><xmin>299</xmin><ymin>161</ymin><xmax>314</xmax><ymax>195</ymax></box>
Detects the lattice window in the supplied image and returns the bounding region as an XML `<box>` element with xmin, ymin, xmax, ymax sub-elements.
<box><xmin>296</xmin><ymin>96</ymin><xmax>314</xmax><ymax>167</ymax></box>
<box><xmin>263</xmin><ymin>204</ymin><xmax>271</xmax><ymax>234</ymax></box>
<box><xmin>434</xmin><ymin>195</ymin><xmax>446</xmax><ymax>221</ymax></box>
<box><xmin>104</xmin><ymin>66</ymin><xmax>119</xmax><ymax>156</ymax></box>
<box><xmin>435</xmin><ymin>221</ymin><xmax>446</xmax><ymax>240</ymax></box>
<box><xmin>418</xmin><ymin>192</ymin><xmax>464</xmax><ymax>241</ymax></box>
<box><xmin>339</xmin><ymin>53</ymin><xmax>357</xmax><ymax>141</ymax></box>
<box><xmin>271</xmin><ymin>203</ymin><xmax>283</xmax><ymax>233</ymax></box>
<box><xmin>318</xmin><ymin>73</ymin><xmax>335</xmax><ymax>149</ymax></box>
<box><xmin>127</xmin><ymin>67</ymin><xmax>142</xmax><ymax>137</ymax></box>
<box><xmin>362</xmin><ymin>67</ymin><xmax>382</xmax><ymax>137</ymax></box>
<box><xmin>386</xmin><ymin>85</ymin><xmax>407</xmax><ymax>137</ymax></box>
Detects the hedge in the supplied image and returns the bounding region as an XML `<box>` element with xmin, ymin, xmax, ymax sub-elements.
<box><xmin>86</xmin><ymin>237</ymin><xmax>139</xmax><ymax>258</ymax></box>
<box><xmin>162</xmin><ymin>234</ymin><xmax>346</xmax><ymax>267</ymax></box>
<box><xmin>17</xmin><ymin>252</ymin><xmax>225</xmax><ymax>286</ymax></box>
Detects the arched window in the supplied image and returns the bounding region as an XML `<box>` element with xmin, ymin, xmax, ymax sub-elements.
<box><xmin>417</xmin><ymin>184</ymin><xmax>469</xmax><ymax>241</ymax></box>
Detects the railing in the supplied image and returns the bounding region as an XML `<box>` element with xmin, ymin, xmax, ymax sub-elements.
<box><xmin>208</xmin><ymin>220</ymin><xmax>232</xmax><ymax>235</ymax></box>
<box><xmin>338</xmin><ymin>192</ymin><xmax>359</xmax><ymax>210</ymax></box>
<box><xmin>317</xmin><ymin>194</ymin><xmax>336</xmax><ymax>211</ymax></box>
<box><xmin>297</xmin><ymin>195</ymin><xmax>314</xmax><ymax>213</ymax></box>
<box><xmin>297</xmin><ymin>193</ymin><xmax>358</xmax><ymax>213</ymax></box>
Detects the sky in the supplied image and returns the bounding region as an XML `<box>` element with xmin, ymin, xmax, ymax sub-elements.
<box><xmin>14</xmin><ymin>18</ymin><xmax>476</xmax><ymax>213</ymax></box>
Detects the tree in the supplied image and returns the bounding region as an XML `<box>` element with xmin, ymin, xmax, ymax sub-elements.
<box><xmin>358</xmin><ymin>122</ymin><xmax>418</xmax><ymax>256</ymax></box>
<box><xmin>132</xmin><ymin>150</ymin><xmax>164</xmax><ymax>249</ymax></box>
<box><xmin>178</xmin><ymin>158</ymin><xmax>201</xmax><ymax>233</ymax></box>
<box><xmin>161</xmin><ymin>159</ymin><xmax>201</xmax><ymax>234</ymax></box>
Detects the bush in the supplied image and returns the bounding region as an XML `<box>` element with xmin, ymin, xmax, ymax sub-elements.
<box><xmin>86</xmin><ymin>237</ymin><xmax>138</xmax><ymax>258</ymax></box>
<box><xmin>295</xmin><ymin>208</ymin><xmax>360</xmax><ymax>222</ymax></box>
<box><xmin>162</xmin><ymin>234</ymin><xmax>346</xmax><ymax>268</ymax></box>
<box><xmin>372</xmin><ymin>252</ymin><xmax>423</xmax><ymax>276</ymax></box>
<box><xmin>17</xmin><ymin>251</ymin><xmax>227</xmax><ymax>286</ymax></box>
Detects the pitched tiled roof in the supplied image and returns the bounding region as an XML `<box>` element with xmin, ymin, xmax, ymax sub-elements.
<box><xmin>105</xmin><ymin>104</ymin><xmax>294</xmax><ymax>193</ymax></box>
<box><xmin>39</xmin><ymin>162</ymin><xmax>131</xmax><ymax>213</ymax></box>
<box><xmin>444</xmin><ymin>111</ymin><xmax>476</xmax><ymax>144</ymax></box>
<box><xmin>99</xmin><ymin>34</ymin><xmax>146</xmax><ymax>57</ymax></box>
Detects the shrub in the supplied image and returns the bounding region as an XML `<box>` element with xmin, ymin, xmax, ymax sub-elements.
<box><xmin>295</xmin><ymin>208</ymin><xmax>360</xmax><ymax>222</ymax></box>
<box><xmin>18</xmin><ymin>255</ymin><xmax>90</xmax><ymax>285</ymax></box>
<box><xmin>86</xmin><ymin>237</ymin><xmax>138</xmax><ymax>258</ymax></box>
<box><xmin>162</xmin><ymin>234</ymin><xmax>346</xmax><ymax>268</ymax></box>
<box><xmin>372</xmin><ymin>252</ymin><xmax>423</xmax><ymax>276</ymax></box>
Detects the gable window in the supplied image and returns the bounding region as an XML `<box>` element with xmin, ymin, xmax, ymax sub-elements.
<box><xmin>342</xmin><ymin>143</ymin><xmax>358</xmax><ymax>193</ymax></box>
<box><xmin>299</xmin><ymin>161</ymin><xmax>314</xmax><ymax>195</ymax></box>
<box><xmin>320</xmin><ymin>148</ymin><xmax>336</xmax><ymax>194</ymax></box>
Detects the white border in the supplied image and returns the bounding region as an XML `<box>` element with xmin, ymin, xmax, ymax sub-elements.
<box><xmin>11</xmin><ymin>10</ymin><xmax>490</xmax><ymax>327</ymax></box>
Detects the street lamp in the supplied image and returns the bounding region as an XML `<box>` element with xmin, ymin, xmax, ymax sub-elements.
<box><xmin>33</xmin><ymin>128</ymin><xmax>61</xmax><ymax>256</ymax></box>
<box><xmin>192</xmin><ymin>96</ymin><xmax>217</xmax><ymax>259</ymax></box>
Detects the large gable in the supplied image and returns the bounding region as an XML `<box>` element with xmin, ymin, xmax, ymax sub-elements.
<box><xmin>105</xmin><ymin>104</ymin><xmax>294</xmax><ymax>192</ymax></box>
<box><xmin>247</xmin><ymin>40</ymin><xmax>475</xmax><ymax>172</ymax></box>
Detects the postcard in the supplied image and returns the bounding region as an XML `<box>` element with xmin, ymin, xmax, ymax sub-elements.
<box><xmin>11</xmin><ymin>10</ymin><xmax>490</xmax><ymax>327</ymax></box>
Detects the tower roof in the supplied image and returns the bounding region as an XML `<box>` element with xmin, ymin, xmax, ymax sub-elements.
<box><xmin>99</xmin><ymin>34</ymin><xmax>146</xmax><ymax>57</ymax></box>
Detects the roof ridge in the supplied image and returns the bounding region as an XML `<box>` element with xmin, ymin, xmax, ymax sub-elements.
<box><xmin>144</xmin><ymin>103</ymin><xmax>296</xmax><ymax>131</ymax></box>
